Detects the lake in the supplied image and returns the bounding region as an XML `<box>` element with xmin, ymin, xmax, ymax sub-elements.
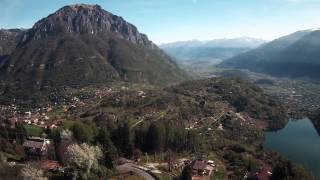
<box><xmin>264</xmin><ymin>118</ymin><xmax>320</xmax><ymax>178</ymax></box>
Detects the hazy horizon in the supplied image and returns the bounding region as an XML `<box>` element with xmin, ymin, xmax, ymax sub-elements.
<box><xmin>1</xmin><ymin>0</ymin><xmax>320</xmax><ymax>44</ymax></box>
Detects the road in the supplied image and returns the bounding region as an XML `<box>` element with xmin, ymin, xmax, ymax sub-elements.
<box><xmin>131</xmin><ymin>117</ymin><xmax>144</xmax><ymax>128</ymax></box>
<box><xmin>116</xmin><ymin>163</ymin><xmax>155</xmax><ymax>180</ymax></box>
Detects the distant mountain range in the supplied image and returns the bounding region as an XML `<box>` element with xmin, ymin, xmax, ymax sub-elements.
<box><xmin>0</xmin><ymin>4</ymin><xmax>186</xmax><ymax>98</ymax></box>
<box><xmin>160</xmin><ymin>37</ymin><xmax>266</xmax><ymax>64</ymax></box>
<box><xmin>220</xmin><ymin>30</ymin><xmax>320</xmax><ymax>79</ymax></box>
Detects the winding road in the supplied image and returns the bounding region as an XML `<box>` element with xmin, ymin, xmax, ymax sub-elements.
<box><xmin>116</xmin><ymin>163</ymin><xmax>155</xmax><ymax>180</ymax></box>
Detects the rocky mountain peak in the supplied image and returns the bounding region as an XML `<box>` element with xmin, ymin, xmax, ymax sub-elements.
<box><xmin>19</xmin><ymin>4</ymin><xmax>154</xmax><ymax>48</ymax></box>
<box><xmin>68</xmin><ymin>4</ymin><xmax>101</xmax><ymax>10</ymax></box>
<box><xmin>0</xmin><ymin>4</ymin><xmax>186</xmax><ymax>93</ymax></box>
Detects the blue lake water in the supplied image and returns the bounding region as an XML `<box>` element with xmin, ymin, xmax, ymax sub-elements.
<box><xmin>264</xmin><ymin>118</ymin><xmax>320</xmax><ymax>178</ymax></box>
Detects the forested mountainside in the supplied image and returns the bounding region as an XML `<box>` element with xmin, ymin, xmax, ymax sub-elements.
<box><xmin>220</xmin><ymin>30</ymin><xmax>320</xmax><ymax>79</ymax></box>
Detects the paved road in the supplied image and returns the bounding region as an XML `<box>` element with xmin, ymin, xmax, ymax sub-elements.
<box><xmin>116</xmin><ymin>163</ymin><xmax>155</xmax><ymax>180</ymax></box>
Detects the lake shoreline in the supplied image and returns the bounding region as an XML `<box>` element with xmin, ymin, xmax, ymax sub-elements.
<box><xmin>263</xmin><ymin>118</ymin><xmax>320</xmax><ymax>178</ymax></box>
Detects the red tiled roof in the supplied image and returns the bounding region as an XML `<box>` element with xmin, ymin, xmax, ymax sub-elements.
<box><xmin>41</xmin><ymin>160</ymin><xmax>61</xmax><ymax>170</ymax></box>
<box><xmin>192</xmin><ymin>176</ymin><xmax>210</xmax><ymax>180</ymax></box>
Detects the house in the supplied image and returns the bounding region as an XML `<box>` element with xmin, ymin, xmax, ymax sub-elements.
<box><xmin>246</xmin><ymin>170</ymin><xmax>272</xmax><ymax>180</ymax></box>
<box><xmin>46</xmin><ymin>122</ymin><xmax>57</xmax><ymax>130</ymax></box>
<box><xmin>46</xmin><ymin>107</ymin><xmax>53</xmax><ymax>112</ymax></box>
<box><xmin>23</xmin><ymin>137</ymin><xmax>53</xmax><ymax>160</ymax></box>
<box><xmin>31</xmin><ymin>117</ymin><xmax>39</xmax><ymax>124</ymax></box>
<box><xmin>190</xmin><ymin>159</ymin><xmax>214</xmax><ymax>180</ymax></box>
<box><xmin>8</xmin><ymin>117</ymin><xmax>18</xmax><ymax>128</ymax></box>
<box><xmin>192</xmin><ymin>160</ymin><xmax>208</xmax><ymax>175</ymax></box>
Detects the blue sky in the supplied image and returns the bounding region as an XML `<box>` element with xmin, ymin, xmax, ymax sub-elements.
<box><xmin>1</xmin><ymin>0</ymin><xmax>320</xmax><ymax>43</ymax></box>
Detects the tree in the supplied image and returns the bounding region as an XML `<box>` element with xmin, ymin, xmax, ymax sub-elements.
<box><xmin>180</xmin><ymin>165</ymin><xmax>192</xmax><ymax>180</ymax></box>
<box><xmin>65</xmin><ymin>143</ymin><xmax>103</xmax><ymax>176</ymax></box>
<box><xmin>20</xmin><ymin>164</ymin><xmax>48</xmax><ymax>180</ymax></box>
<box><xmin>0</xmin><ymin>162</ymin><xmax>21</xmax><ymax>180</ymax></box>
<box><xmin>271</xmin><ymin>158</ymin><xmax>314</xmax><ymax>180</ymax></box>
<box><xmin>166</xmin><ymin>149</ymin><xmax>176</xmax><ymax>172</ymax></box>
<box><xmin>50</xmin><ymin>128</ymin><xmax>62</xmax><ymax>144</ymax></box>
<box><xmin>134</xmin><ymin>127</ymin><xmax>148</xmax><ymax>151</ymax></box>
<box><xmin>146</xmin><ymin>122</ymin><xmax>165</xmax><ymax>153</ymax></box>
<box><xmin>71</xmin><ymin>122</ymin><xmax>93</xmax><ymax>143</ymax></box>
<box><xmin>0</xmin><ymin>126</ymin><xmax>9</xmax><ymax>139</ymax></box>
<box><xmin>271</xmin><ymin>158</ymin><xmax>293</xmax><ymax>180</ymax></box>
<box><xmin>15</xmin><ymin>123</ymin><xmax>26</xmax><ymax>144</ymax></box>
<box><xmin>96</xmin><ymin>128</ymin><xmax>116</xmax><ymax>155</ymax></box>
<box><xmin>96</xmin><ymin>128</ymin><xmax>117</xmax><ymax>168</ymax></box>
<box><xmin>112</xmin><ymin>122</ymin><xmax>133</xmax><ymax>157</ymax></box>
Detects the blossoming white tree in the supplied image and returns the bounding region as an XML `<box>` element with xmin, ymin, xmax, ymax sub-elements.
<box><xmin>65</xmin><ymin>143</ymin><xmax>102</xmax><ymax>175</ymax></box>
<box><xmin>21</xmin><ymin>164</ymin><xmax>48</xmax><ymax>180</ymax></box>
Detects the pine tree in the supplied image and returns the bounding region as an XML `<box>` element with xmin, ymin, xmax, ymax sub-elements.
<box><xmin>146</xmin><ymin>122</ymin><xmax>165</xmax><ymax>153</ymax></box>
<box><xmin>180</xmin><ymin>165</ymin><xmax>192</xmax><ymax>180</ymax></box>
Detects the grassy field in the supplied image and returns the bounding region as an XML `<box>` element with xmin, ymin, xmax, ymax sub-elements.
<box><xmin>24</xmin><ymin>124</ymin><xmax>44</xmax><ymax>137</ymax></box>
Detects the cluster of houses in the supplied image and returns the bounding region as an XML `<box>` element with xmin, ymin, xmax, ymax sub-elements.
<box><xmin>95</xmin><ymin>87</ymin><xmax>114</xmax><ymax>99</ymax></box>
<box><xmin>182</xmin><ymin>158</ymin><xmax>272</xmax><ymax>180</ymax></box>
<box><xmin>20</xmin><ymin>128</ymin><xmax>76</xmax><ymax>173</ymax></box>
<box><xmin>0</xmin><ymin>105</ymin><xmax>70</xmax><ymax>171</ymax></box>
<box><xmin>22</xmin><ymin>136</ymin><xmax>55</xmax><ymax>160</ymax></box>
<box><xmin>20</xmin><ymin>135</ymin><xmax>75</xmax><ymax>173</ymax></box>
<box><xmin>7</xmin><ymin>109</ymin><xmax>64</xmax><ymax>131</ymax></box>
<box><xmin>180</xmin><ymin>159</ymin><xmax>216</xmax><ymax>180</ymax></box>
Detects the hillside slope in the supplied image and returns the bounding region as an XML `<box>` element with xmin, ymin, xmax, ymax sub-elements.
<box><xmin>220</xmin><ymin>30</ymin><xmax>320</xmax><ymax>79</ymax></box>
<box><xmin>0</xmin><ymin>4</ymin><xmax>186</xmax><ymax>98</ymax></box>
<box><xmin>0</xmin><ymin>29</ymin><xmax>25</xmax><ymax>56</ymax></box>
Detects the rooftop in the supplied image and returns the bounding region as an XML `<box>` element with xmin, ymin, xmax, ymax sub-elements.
<box><xmin>192</xmin><ymin>160</ymin><xmax>207</xmax><ymax>170</ymax></box>
<box><xmin>23</xmin><ymin>140</ymin><xmax>44</xmax><ymax>149</ymax></box>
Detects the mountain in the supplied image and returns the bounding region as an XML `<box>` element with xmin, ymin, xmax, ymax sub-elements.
<box><xmin>0</xmin><ymin>4</ymin><xmax>186</xmax><ymax>97</ymax></box>
<box><xmin>160</xmin><ymin>37</ymin><xmax>265</xmax><ymax>64</ymax></box>
<box><xmin>0</xmin><ymin>29</ymin><xmax>25</xmax><ymax>56</ymax></box>
<box><xmin>220</xmin><ymin>30</ymin><xmax>320</xmax><ymax>79</ymax></box>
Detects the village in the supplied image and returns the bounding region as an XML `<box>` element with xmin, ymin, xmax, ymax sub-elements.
<box><xmin>0</xmin><ymin>83</ymin><xmax>277</xmax><ymax>179</ymax></box>
<box><xmin>0</xmin><ymin>102</ymin><xmax>220</xmax><ymax>179</ymax></box>
<box><xmin>0</xmin><ymin>85</ymin><xmax>218</xmax><ymax>179</ymax></box>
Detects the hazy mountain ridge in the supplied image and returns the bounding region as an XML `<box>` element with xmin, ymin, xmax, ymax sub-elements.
<box><xmin>160</xmin><ymin>37</ymin><xmax>266</xmax><ymax>64</ymax></box>
<box><xmin>220</xmin><ymin>30</ymin><xmax>320</xmax><ymax>79</ymax></box>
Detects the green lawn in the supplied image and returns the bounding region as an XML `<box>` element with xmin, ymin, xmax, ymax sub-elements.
<box><xmin>61</xmin><ymin>120</ymin><xmax>75</xmax><ymax>129</ymax></box>
<box><xmin>24</xmin><ymin>124</ymin><xmax>44</xmax><ymax>137</ymax></box>
<box><xmin>213</xmin><ymin>170</ymin><xmax>227</xmax><ymax>180</ymax></box>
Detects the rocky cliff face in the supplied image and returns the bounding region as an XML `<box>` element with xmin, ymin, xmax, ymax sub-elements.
<box><xmin>0</xmin><ymin>29</ymin><xmax>25</xmax><ymax>56</ymax></box>
<box><xmin>0</xmin><ymin>4</ymin><xmax>186</xmax><ymax>100</ymax></box>
<box><xmin>19</xmin><ymin>4</ymin><xmax>154</xmax><ymax>49</ymax></box>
